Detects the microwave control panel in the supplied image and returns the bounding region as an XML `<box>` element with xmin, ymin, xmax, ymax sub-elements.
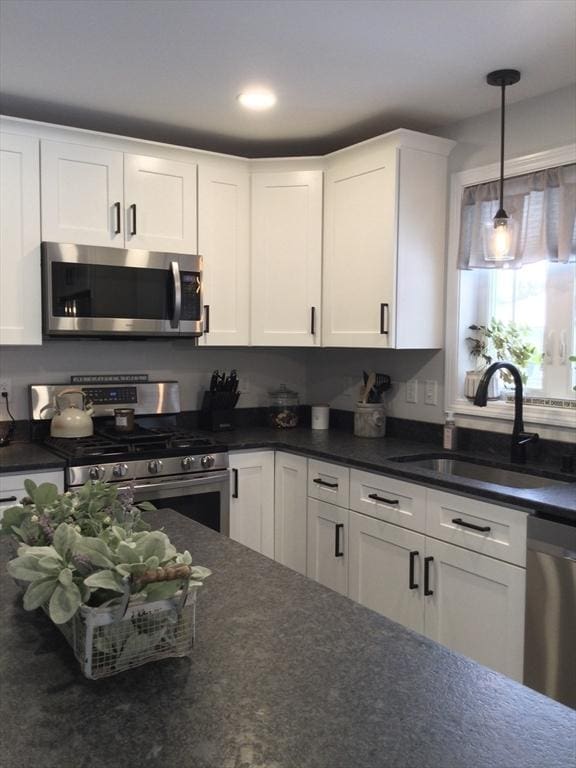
<box><xmin>181</xmin><ymin>272</ymin><xmax>201</xmax><ymax>321</ymax></box>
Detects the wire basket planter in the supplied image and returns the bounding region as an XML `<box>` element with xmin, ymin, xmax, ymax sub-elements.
<box><xmin>49</xmin><ymin>568</ymin><xmax>198</xmax><ymax>680</ymax></box>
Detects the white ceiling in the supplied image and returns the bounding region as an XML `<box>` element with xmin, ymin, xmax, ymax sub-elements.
<box><xmin>1</xmin><ymin>0</ymin><xmax>575</xmax><ymax>156</ymax></box>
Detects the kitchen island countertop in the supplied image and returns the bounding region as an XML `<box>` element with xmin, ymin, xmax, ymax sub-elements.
<box><xmin>0</xmin><ymin>509</ymin><xmax>574</xmax><ymax>768</ymax></box>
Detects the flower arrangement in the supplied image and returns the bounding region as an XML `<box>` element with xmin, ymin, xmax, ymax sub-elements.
<box><xmin>2</xmin><ymin>480</ymin><xmax>210</xmax><ymax>626</ymax></box>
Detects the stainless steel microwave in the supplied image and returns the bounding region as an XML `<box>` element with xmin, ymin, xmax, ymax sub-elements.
<box><xmin>41</xmin><ymin>242</ymin><xmax>203</xmax><ymax>337</ymax></box>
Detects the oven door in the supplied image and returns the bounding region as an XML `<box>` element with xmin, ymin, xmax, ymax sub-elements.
<box><xmin>123</xmin><ymin>471</ymin><xmax>230</xmax><ymax>535</ymax></box>
<box><xmin>42</xmin><ymin>242</ymin><xmax>203</xmax><ymax>337</ymax></box>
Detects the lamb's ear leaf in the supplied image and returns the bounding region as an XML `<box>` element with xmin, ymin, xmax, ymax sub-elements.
<box><xmin>23</xmin><ymin>479</ymin><xmax>37</xmax><ymax>498</ymax></box>
<box><xmin>52</xmin><ymin>523</ymin><xmax>76</xmax><ymax>558</ymax></box>
<box><xmin>48</xmin><ymin>582</ymin><xmax>82</xmax><ymax>624</ymax></box>
<box><xmin>84</xmin><ymin>570</ymin><xmax>125</xmax><ymax>593</ymax></box>
<box><xmin>23</xmin><ymin>577</ymin><xmax>58</xmax><ymax>611</ymax></box>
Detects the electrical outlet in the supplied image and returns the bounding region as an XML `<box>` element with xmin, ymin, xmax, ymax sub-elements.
<box><xmin>406</xmin><ymin>379</ymin><xmax>418</xmax><ymax>404</ymax></box>
<box><xmin>0</xmin><ymin>379</ymin><xmax>11</xmax><ymax>401</ymax></box>
<box><xmin>424</xmin><ymin>379</ymin><xmax>438</xmax><ymax>406</ymax></box>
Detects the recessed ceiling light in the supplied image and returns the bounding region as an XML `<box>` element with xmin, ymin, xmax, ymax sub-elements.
<box><xmin>237</xmin><ymin>89</ymin><xmax>277</xmax><ymax>111</ymax></box>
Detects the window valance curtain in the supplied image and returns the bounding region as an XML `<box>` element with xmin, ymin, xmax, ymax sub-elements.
<box><xmin>457</xmin><ymin>163</ymin><xmax>576</xmax><ymax>269</ymax></box>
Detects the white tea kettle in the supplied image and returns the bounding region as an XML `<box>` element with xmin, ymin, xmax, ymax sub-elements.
<box><xmin>41</xmin><ymin>388</ymin><xmax>94</xmax><ymax>438</ymax></box>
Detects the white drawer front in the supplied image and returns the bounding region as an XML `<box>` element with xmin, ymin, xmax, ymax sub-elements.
<box><xmin>350</xmin><ymin>469</ymin><xmax>426</xmax><ymax>532</ymax></box>
<box><xmin>0</xmin><ymin>470</ymin><xmax>64</xmax><ymax>496</ymax></box>
<box><xmin>307</xmin><ymin>459</ymin><xmax>350</xmax><ymax>509</ymax></box>
<box><xmin>426</xmin><ymin>489</ymin><xmax>527</xmax><ymax>567</ymax></box>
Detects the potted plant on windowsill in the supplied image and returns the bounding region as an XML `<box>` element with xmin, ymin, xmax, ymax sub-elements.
<box><xmin>464</xmin><ymin>320</ymin><xmax>538</xmax><ymax>400</ymax></box>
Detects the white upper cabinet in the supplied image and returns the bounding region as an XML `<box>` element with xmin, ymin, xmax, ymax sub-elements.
<box><xmin>251</xmin><ymin>171</ymin><xmax>323</xmax><ymax>346</ymax></box>
<box><xmin>0</xmin><ymin>132</ymin><xmax>42</xmax><ymax>345</ymax></box>
<box><xmin>40</xmin><ymin>142</ymin><xmax>197</xmax><ymax>253</ymax></box>
<box><xmin>322</xmin><ymin>131</ymin><xmax>454</xmax><ymax>348</ymax></box>
<box><xmin>198</xmin><ymin>161</ymin><xmax>250</xmax><ymax>345</ymax></box>
<box><xmin>41</xmin><ymin>140</ymin><xmax>124</xmax><ymax>247</ymax></box>
<box><xmin>124</xmin><ymin>153</ymin><xmax>197</xmax><ymax>253</ymax></box>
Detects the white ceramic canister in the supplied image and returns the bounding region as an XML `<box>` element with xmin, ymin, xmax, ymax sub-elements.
<box><xmin>311</xmin><ymin>405</ymin><xmax>330</xmax><ymax>430</ymax></box>
<box><xmin>354</xmin><ymin>402</ymin><xmax>386</xmax><ymax>438</ymax></box>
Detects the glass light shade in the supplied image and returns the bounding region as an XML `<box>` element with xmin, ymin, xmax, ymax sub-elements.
<box><xmin>483</xmin><ymin>215</ymin><xmax>518</xmax><ymax>262</ymax></box>
<box><xmin>237</xmin><ymin>90</ymin><xmax>277</xmax><ymax>110</ymax></box>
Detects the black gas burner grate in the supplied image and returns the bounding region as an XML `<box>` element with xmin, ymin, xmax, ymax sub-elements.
<box><xmin>44</xmin><ymin>434</ymin><xmax>131</xmax><ymax>459</ymax></box>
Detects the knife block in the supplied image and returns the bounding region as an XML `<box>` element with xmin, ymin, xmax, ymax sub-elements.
<box><xmin>199</xmin><ymin>391</ymin><xmax>237</xmax><ymax>432</ymax></box>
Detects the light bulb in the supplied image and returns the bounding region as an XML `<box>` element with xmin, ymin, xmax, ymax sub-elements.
<box><xmin>237</xmin><ymin>89</ymin><xmax>277</xmax><ymax>111</ymax></box>
<box><xmin>483</xmin><ymin>215</ymin><xmax>517</xmax><ymax>262</ymax></box>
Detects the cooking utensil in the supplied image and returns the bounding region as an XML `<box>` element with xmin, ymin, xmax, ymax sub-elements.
<box><xmin>361</xmin><ymin>372</ymin><xmax>376</xmax><ymax>404</ymax></box>
<box><xmin>41</xmin><ymin>388</ymin><xmax>95</xmax><ymax>438</ymax></box>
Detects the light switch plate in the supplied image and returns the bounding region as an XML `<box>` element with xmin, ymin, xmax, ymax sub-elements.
<box><xmin>406</xmin><ymin>379</ymin><xmax>418</xmax><ymax>404</ymax></box>
<box><xmin>424</xmin><ymin>379</ymin><xmax>438</xmax><ymax>406</ymax></box>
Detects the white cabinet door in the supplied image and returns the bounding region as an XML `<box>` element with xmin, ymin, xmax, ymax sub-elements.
<box><xmin>0</xmin><ymin>132</ymin><xmax>42</xmax><ymax>345</ymax></box>
<box><xmin>124</xmin><ymin>154</ymin><xmax>197</xmax><ymax>253</ymax></box>
<box><xmin>307</xmin><ymin>498</ymin><xmax>348</xmax><ymax>596</ymax></box>
<box><xmin>274</xmin><ymin>452</ymin><xmax>308</xmax><ymax>575</ymax></box>
<box><xmin>251</xmin><ymin>171</ymin><xmax>322</xmax><ymax>346</ymax></box>
<box><xmin>323</xmin><ymin>149</ymin><xmax>397</xmax><ymax>347</ymax></box>
<box><xmin>423</xmin><ymin>538</ymin><xmax>526</xmax><ymax>682</ymax></box>
<box><xmin>229</xmin><ymin>451</ymin><xmax>274</xmax><ymax>558</ymax></box>
<box><xmin>198</xmin><ymin>162</ymin><xmax>250</xmax><ymax>345</ymax></box>
<box><xmin>349</xmin><ymin>512</ymin><xmax>425</xmax><ymax>634</ymax></box>
<box><xmin>41</xmin><ymin>140</ymin><xmax>124</xmax><ymax>247</ymax></box>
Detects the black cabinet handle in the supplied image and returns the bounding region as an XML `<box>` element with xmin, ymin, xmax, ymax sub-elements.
<box><xmin>313</xmin><ymin>478</ymin><xmax>338</xmax><ymax>489</ymax></box>
<box><xmin>409</xmin><ymin>550</ymin><xmax>419</xmax><ymax>590</ymax></box>
<box><xmin>380</xmin><ymin>303</ymin><xmax>389</xmax><ymax>335</ymax></box>
<box><xmin>204</xmin><ymin>304</ymin><xmax>210</xmax><ymax>333</ymax></box>
<box><xmin>113</xmin><ymin>201</ymin><xmax>121</xmax><ymax>234</ymax></box>
<box><xmin>0</xmin><ymin>495</ymin><xmax>17</xmax><ymax>503</ymax></box>
<box><xmin>452</xmin><ymin>517</ymin><xmax>491</xmax><ymax>533</ymax></box>
<box><xmin>335</xmin><ymin>523</ymin><xmax>344</xmax><ymax>557</ymax></box>
<box><xmin>368</xmin><ymin>493</ymin><xmax>399</xmax><ymax>505</ymax></box>
<box><xmin>129</xmin><ymin>203</ymin><xmax>137</xmax><ymax>235</ymax></box>
<box><xmin>232</xmin><ymin>468</ymin><xmax>239</xmax><ymax>499</ymax></box>
<box><xmin>424</xmin><ymin>556</ymin><xmax>434</xmax><ymax>596</ymax></box>
<box><xmin>310</xmin><ymin>306</ymin><xmax>316</xmax><ymax>335</ymax></box>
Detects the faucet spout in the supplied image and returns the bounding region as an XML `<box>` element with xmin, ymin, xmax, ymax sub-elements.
<box><xmin>473</xmin><ymin>361</ymin><xmax>539</xmax><ymax>464</ymax></box>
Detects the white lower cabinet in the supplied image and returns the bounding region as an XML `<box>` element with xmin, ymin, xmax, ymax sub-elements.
<box><xmin>307</xmin><ymin>498</ymin><xmax>348</xmax><ymax>596</ymax></box>
<box><xmin>229</xmin><ymin>451</ymin><xmax>275</xmax><ymax>558</ymax></box>
<box><xmin>0</xmin><ymin>470</ymin><xmax>64</xmax><ymax>519</ymax></box>
<box><xmin>274</xmin><ymin>452</ymin><xmax>308</xmax><ymax>575</ymax></box>
<box><xmin>423</xmin><ymin>537</ymin><xmax>525</xmax><ymax>682</ymax></box>
<box><xmin>349</xmin><ymin>512</ymin><xmax>425</xmax><ymax>634</ymax></box>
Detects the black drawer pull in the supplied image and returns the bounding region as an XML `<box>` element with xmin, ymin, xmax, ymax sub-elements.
<box><xmin>310</xmin><ymin>306</ymin><xmax>316</xmax><ymax>335</ymax></box>
<box><xmin>313</xmin><ymin>478</ymin><xmax>338</xmax><ymax>489</ymax></box>
<box><xmin>335</xmin><ymin>523</ymin><xmax>344</xmax><ymax>557</ymax></box>
<box><xmin>232</xmin><ymin>468</ymin><xmax>239</xmax><ymax>499</ymax></box>
<box><xmin>424</xmin><ymin>556</ymin><xmax>434</xmax><ymax>596</ymax></box>
<box><xmin>0</xmin><ymin>495</ymin><xmax>17</xmax><ymax>503</ymax></box>
<box><xmin>380</xmin><ymin>303</ymin><xmax>389</xmax><ymax>335</ymax></box>
<box><xmin>409</xmin><ymin>550</ymin><xmax>419</xmax><ymax>590</ymax></box>
<box><xmin>368</xmin><ymin>493</ymin><xmax>399</xmax><ymax>505</ymax></box>
<box><xmin>452</xmin><ymin>517</ymin><xmax>491</xmax><ymax>533</ymax></box>
<box><xmin>113</xmin><ymin>201</ymin><xmax>121</xmax><ymax>234</ymax></box>
<box><xmin>204</xmin><ymin>304</ymin><xmax>210</xmax><ymax>333</ymax></box>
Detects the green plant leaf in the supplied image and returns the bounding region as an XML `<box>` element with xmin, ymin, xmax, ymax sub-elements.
<box><xmin>115</xmin><ymin>541</ymin><xmax>141</xmax><ymax>563</ymax></box>
<box><xmin>38</xmin><ymin>555</ymin><xmax>64</xmax><ymax>573</ymax></box>
<box><xmin>58</xmin><ymin>567</ymin><xmax>73</xmax><ymax>587</ymax></box>
<box><xmin>48</xmin><ymin>581</ymin><xmax>82</xmax><ymax>624</ymax></box>
<box><xmin>137</xmin><ymin>501</ymin><xmax>156</xmax><ymax>512</ymax></box>
<box><xmin>52</xmin><ymin>523</ymin><xmax>77</xmax><ymax>558</ymax></box>
<box><xmin>23</xmin><ymin>479</ymin><xmax>37</xmax><ymax>498</ymax></box>
<box><xmin>31</xmin><ymin>483</ymin><xmax>59</xmax><ymax>512</ymax></box>
<box><xmin>7</xmin><ymin>555</ymin><xmax>48</xmax><ymax>582</ymax></box>
<box><xmin>84</xmin><ymin>569</ymin><xmax>125</xmax><ymax>593</ymax></box>
<box><xmin>190</xmin><ymin>565</ymin><xmax>211</xmax><ymax>580</ymax></box>
<box><xmin>74</xmin><ymin>536</ymin><xmax>115</xmax><ymax>568</ymax></box>
<box><xmin>144</xmin><ymin>580</ymin><xmax>181</xmax><ymax>601</ymax></box>
<box><xmin>23</xmin><ymin>577</ymin><xmax>58</xmax><ymax>610</ymax></box>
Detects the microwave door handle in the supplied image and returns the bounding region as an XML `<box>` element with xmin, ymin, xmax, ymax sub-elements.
<box><xmin>170</xmin><ymin>261</ymin><xmax>182</xmax><ymax>328</ymax></box>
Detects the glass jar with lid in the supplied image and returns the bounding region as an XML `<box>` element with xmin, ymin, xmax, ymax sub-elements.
<box><xmin>268</xmin><ymin>385</ymin><xmax>299</xmax><ymax>429</ymax></box>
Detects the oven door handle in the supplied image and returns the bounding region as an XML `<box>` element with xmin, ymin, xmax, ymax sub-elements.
<box><xmin>124</xmin><ymin>471</ymin><xmax>230</xmax><ymax>495</ymax></box>
<box><xmin>170</xmin><ymin>261</ymin><xmax>182</xmax><ymax>329</ymax></box>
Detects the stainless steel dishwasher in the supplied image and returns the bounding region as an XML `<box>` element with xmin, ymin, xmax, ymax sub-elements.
<box><xmin>524</xmin><ymin>514</ymin><xmax>576</xmax><ymax>709</ymax></box>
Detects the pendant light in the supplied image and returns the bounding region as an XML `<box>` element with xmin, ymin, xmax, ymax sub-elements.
<box><xmin>483</xmin><ymin>68</ymin><xmax>521</xmax><ymax>263</ymax></box>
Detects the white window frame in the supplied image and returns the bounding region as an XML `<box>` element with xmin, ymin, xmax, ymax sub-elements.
<box><xmin>445</xmin><ymin>144</ymin><xmax>576</xmax><ymax>438</ymax></box>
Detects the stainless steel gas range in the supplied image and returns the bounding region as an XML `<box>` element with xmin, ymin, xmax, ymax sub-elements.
<box><xmin>30</xmin><ymin>382</ymin><xmax>230</xmax><ymax>534</ymax></box>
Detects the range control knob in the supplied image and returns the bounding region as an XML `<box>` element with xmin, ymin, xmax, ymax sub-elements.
<box><xmin>89</xmin><ymin>465</ymin><xmax>105</xmax><ymax>481</ymax></box>
<box><xmin>148</xmin><ymin>459</ymin><xmax>163</xmax><ymax>475</ymax></box>
<box><xmin>201</xmin><ymin>455</ymin><xmax>215</xmax><ymax>469</ymax></box>
<box><xmin>181</xmin><ymin>456</ymin><xmax>196</xmax><ymax>471</ymax></box>
<box><xmin>112</xmin><ymin>463</ymin><xmax>129</xmax><ymax>478</ymax></box>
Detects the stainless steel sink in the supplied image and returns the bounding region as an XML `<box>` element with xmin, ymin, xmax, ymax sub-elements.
<box><xmin>389</xmin><ymin>454</ymin><xmax>572</xmax><ymax>489</ymax></box>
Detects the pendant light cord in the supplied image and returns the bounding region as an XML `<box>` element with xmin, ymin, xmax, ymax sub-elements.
<box><xmin>499</xmin><ymin>83</ymin><xmax>506</xmax><ymax>213</ymax></box>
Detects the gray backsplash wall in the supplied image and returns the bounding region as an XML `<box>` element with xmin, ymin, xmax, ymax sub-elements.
<box><xmin>0</xmin><ymin>341</ymin><xmax>308</xmax><ymax>421</ymax></box>
<box><xmin>305</xmin><ymin>348</ymin><xmax>446</xmax><ymax>423</ymax></box>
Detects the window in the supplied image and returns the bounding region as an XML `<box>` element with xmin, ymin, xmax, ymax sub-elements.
<box><xmin>446</xmin><ymin>147</ymin><xmax>576</xmax><ymax>431</ymax></box>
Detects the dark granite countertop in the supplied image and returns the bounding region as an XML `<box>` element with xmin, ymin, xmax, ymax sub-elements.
<box><xmin>0</xmin><ymin>510</ymin><xmax>574</xmax><ymax>768</ymax></box>
<box><xmin>0</xmin><ymin>441</ymin><xmax>66</xmax><ymax>474</ymax></box>
<box><xmin>219</xmin><ymin>427</ymin><xmax>576</xmax><ymax>522</ymax></box>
